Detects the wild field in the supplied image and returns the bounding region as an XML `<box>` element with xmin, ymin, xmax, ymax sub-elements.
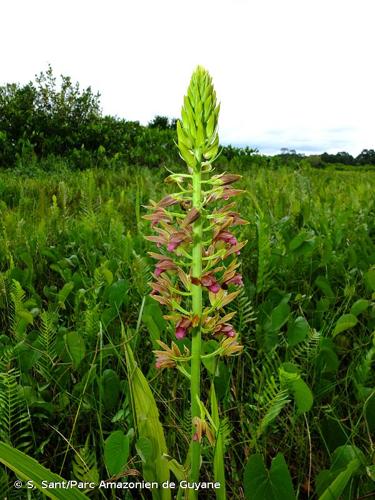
<box><xmin>0</xmin><ymin>161</ymin><xmax>374</xmax><ymax>499</ymax></box>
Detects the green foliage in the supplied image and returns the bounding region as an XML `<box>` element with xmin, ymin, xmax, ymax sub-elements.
<box><xmin>104</xmin><ymin>430</ymin><xmax>129</xmax><ymax>476</ymax></box>
<box><xmin>0</xmin><ymin>160</ymin><xmax>373</xmax><ymax>497</ymax></box>
<box><xmin>244</xmin><ymin>453</ymin><xmax>296</xmax><ymax>500</ymax></box>
<box><xmin>72</xmin><ymin>435</ymin><xmax>99</xmax><ymax>484</ymax></box>
<box><xmin>316</xmin><ymin>445</ymin><xmax>367</xmax><ymax>500</ymax></box>
<box><xmin>0</xmin><ymin>441</ymin><xmax>87</xmax><ymax>499</ymax></box>
<box><xmin>0</xmin><ymin>367</ymin><xmax>32</xmax><ymax>453</ymax></box>
<box><xmin>122</xmin><ymin>327</ymin><xmax>170</xmax><ymax>499</ymax></box>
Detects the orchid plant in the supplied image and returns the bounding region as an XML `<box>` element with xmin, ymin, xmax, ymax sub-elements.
<box><xmin>144</xmin><ymin>66</ymin><xmax>246</xmax><ymax>494</ymax></box>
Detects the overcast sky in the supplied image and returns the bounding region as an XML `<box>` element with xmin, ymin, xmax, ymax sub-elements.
<box><xmin>2</xmin><ymin>0</ymin><xmax>374</xmax><ymax>155</ymax></box>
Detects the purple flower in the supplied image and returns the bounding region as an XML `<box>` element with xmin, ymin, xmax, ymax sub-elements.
<box><xmin>201</xmin><ymin>274</ymin><xmax>221</xmax><ymax>294</ymax></box>
<box><xmin>214</xmin><ymin>322</ymin><xmax>236</xmax><ymax>338</ymax></box>
<box><xmin>167</xmin><ymin>242</ymin><xmax>180</xmax><ymax>252</ymax></box>
<box><xmin>224</xmin><ymin>274</ymin><xmax>243</xmax><ymax>287</ymax></box>
<box><xmin>175</xmin><ymin>317</ymin><xmax>192</xmax><ymax>339</ymax></box>
<box><xmin>208</xmin><ymin>283</ymin><xmax>221</xmax><ymax>293</ymax></box>
<box><xmin>216</xmin><ymin>230</ymin><xmax>238</xmax><ymax>246</ymax></box>
<box><xmin>154</xmin><ymin>258</ymin><xmax>176</xmax><ymax>276</ymax></box>
<box><xmin>176</xmin><ymin>327</ymin><xmax>186</xmax><ymax>339</ymax></box>
<box><xmin>166</xmin><ymin>231</ymin><xmax>188</xmax><ymax>253</ymax></box>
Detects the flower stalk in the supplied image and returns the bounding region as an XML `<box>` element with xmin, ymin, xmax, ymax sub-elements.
<box><xmin>144</xmin><ymin>66</ymin><xmax>246</xmax><ymax>496</ymax></box>
<box><xmin>190</xmin><ymin>166</ymin><xmax>203</xmax><ymax>483</ymax></box>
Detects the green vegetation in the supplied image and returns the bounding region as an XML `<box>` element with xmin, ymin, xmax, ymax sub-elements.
<box><xmin>0</xmin><ymin>67</ymin><xmax>374</xmax><ymax>499</ymax></box>
<box><xmin>0</xmin><ymin>160</ymin><xmax>374</xmax><ymax>498</ymax></box>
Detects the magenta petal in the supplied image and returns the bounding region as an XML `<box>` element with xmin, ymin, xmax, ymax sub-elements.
<box><xmin>167</xmin><ymin>242</ymin><xmax>179</xmax><ymax>252</ymax></box>
<box><xmin>155</xmin><ymin>268</ymin><xmax>163</xmax><ymax>277</ymax></box>
<box><xmin>228</xmin><ymin>274</ymin><xmax>243</xmax><ymax>286</ymax></box>
<box><xmin>175</xmin><ymin>327</ymin><xmax>186</xmax><ymax>339</ymax></box>
<box><xmin>209</xmin><ymin>283</ymin><xmax>221</xmax><ymax>293</ymax></box>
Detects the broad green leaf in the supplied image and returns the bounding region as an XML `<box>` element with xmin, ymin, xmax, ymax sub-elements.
<box><xmin>287</xmin><ymin>317</ymin><xmax>309</xmax><ymax>346</ymax></box>
<box><xmin>316</xmin><ymin>445</ymin><xmax>366</xmax><ymax>498</ymax></box>
<box><xmin>142</xmin><ymin>299</ymin><xmax>166</xmax><ymax>348</ymax></box>
<box><xmin>0</xmin><ymin>442</ymin><xmax>87</xmax><ymax>499</ymax></box>
<box><xmin>289</xmin><ymin>230</ymin><xmax>310</xmax><ymax>251</ymax></box>
<box><xmin>122</xmin><ymin>326</ymin><xmax>170</xmax><ymax>499</ymax></box>
<box><xmin>64</xmin><ymin>332</ymin><xmax>85</xmax><ymax>368</ymax></box>
<box><xmin>320</xmin><ymin>418</ymin><xmax>349</xmax><ymax>453</ymax></box>
<box><xmin>211</xmin><ymin>384</ymin><xmax>226</xmax><ymax>500</ymax></box>
<box><xmin>319</xmin><ymin>459</ymin><xmax>361</xmax><ymax>500</ymax></box>
<box><xmin>202</xmin><ymin>340</ymin><xmax>219</xmax><ymax>375</ymax></box>
<box><xmin>290</xmin><ymin>377</ymin><xmax>313</xmax><ymax>414</ymax></box>
<box><xmin>57</xmin><ymin>282</ymin><xmax>74</xmax><ymax>308</ymax></box>
<box><xmin>364</xmin><ymin>269</ymin><xmax>375</xmax><ymax>292</ymax></box>
<box><xmin>136</xmin><ymin>437</ymin><xmax>154</xmax><ymax>463</ymax></box>
<box><xmin>333</xmin><ymin>314</ymin><xmax>358</xmax><ymax>337</ymax></box>
<box><xmin>214</xmin><ymin>361</ymin><xmax>230</xmax><ymax>401</ymax></box>
<box><xmin>315</xmin><ymin>276</ymin><xmax>335</xmax><ymax>300</ymax></box>
<box><xmin>330</xmin><ymin>445</ymin><xmax>366</xmax><ymax>472</ymax></box>
<box><xmin>244</xmin><ymin>453</ymin><xmax>295</xmax><ymax>500</ymax></box>
<box><xmin>270</xmin><ymin>302</ymin><xmax>290</xmax><ymax>331</ymax></box>
<box><xmin>100</xmin><ymin>369</ymin><xmax>121</xmax><ymax>411</ymax></box>
<box><xmin>366</xmin><ymin>464</ymin><xmax>375</xmax><ymax>481</ymax></box>
<box><xmin>350</xmin><ymin>299</ymin><xmax>369</xmax><ymax>317</ymax></box>
<box><xmin>318</xmin><ymin>338</ymin><xmax>339</xmax><ymax>374</ymax></box>
<box><xmin>279</xmin><ymin>363</ymin><xmax>313</xmax><ymax>414</ymax></box>
<box><xmin>107</xmin><ymin>279</ymin><xmax>128</xmax><ymax>309</ymax></box>
<box><xmin>18</xmin><ymin>310</ymin><xmax>34</xmax><ymax>325</ymax></box>
<box><xmin>167</xmin><ymin>458</ymin><xmax>187</xmax><ymax>482</ymax></box>
<box><xmin>104</xmin><ymin>431</ymin><xmax>129</xmax><ymax>476</ymax></box>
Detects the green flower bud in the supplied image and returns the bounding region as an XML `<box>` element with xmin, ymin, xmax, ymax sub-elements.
<box><xmin>177</xmin><ymin>66</ymin><xmax>220</xmax><ymax>170</ymax></box>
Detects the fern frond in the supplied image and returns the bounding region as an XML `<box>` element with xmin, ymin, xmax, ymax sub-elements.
<box><xmin>35</xmin><ymin>311</ymin><xmax>58</xmax><ymax>382</ymax></box>
<box><xmin>257</xmin><ymin>387</ymin><xmax>290</xmax><ymax>437</ymax></box>
<box><xmin>131</xmin><ymin>252</ymin><xmax>151</xmax><ymax>297</ymax></box>
<box><xmin>252</xmin><ymin>353</ymin><xmax>291</xmax><ymax>437</ymax></box>
<box><xmin>181</xmin><ymin>408</ymin><xmax>192</xmax><ymax>438</ymax></box>
<box><xmin>0</xmin><ymin>346</ymin><xmax>15</xmax><ymax>373</ymax></box>
<box><xmin>290</xmin><ymin>328</ymin><xmax>321</xmax><ymax>362</ymax></box>
<box><xmin>9</xmin><ymin>279</ymin><xmax>33</xmax><ymax>340</ymax></box>
<box><xmin>84</xmin><ymin>306</ymin><xmax>101</xmax><ymax>343</ymax></box>
<box><xmin>0</xmin><ymin>368</ymin><xmax>33</xmax><ymax>453</ymax></box>
<box><xmin>217</xmin><ymin>416</ymin><xmax>232</xmax><ymax>449</ymax></box>
<box><xmin>229</xmin><ymin>288</ymin><xmax>256</xmax><ymax>334</ymax></box>
<box><xmin>72</xmin><ymin>435</ymin><xmax>99</xmax><ymax>484</ymax></box>
<box><xmin>0</xmin><ymin>467</ymin><xmax>9</xmax><ymax>500</ymax></box>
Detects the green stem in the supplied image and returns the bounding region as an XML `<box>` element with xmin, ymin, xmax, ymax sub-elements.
<box><xmin>190</xmin><ymin>165</ymin><xmax>203</xmax><ymax>493</ymax></box>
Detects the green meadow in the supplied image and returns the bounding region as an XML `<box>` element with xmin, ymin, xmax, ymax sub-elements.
<box><xmin>0</xmin><ymin>161</ymin><xmax>374</xmax><ymax>498</ymax></box>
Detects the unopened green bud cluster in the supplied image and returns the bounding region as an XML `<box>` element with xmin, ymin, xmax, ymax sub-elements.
<box><xmin>177</xmin><ymin>66</ymin><xmax>220</xmax><ymax>169</ymax></box>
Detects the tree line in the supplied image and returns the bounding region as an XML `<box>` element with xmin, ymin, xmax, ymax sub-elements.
<box><xmin>0</xmin><ymin>66</ymin><xmax>374</xmax><ymax>170</ymax></box>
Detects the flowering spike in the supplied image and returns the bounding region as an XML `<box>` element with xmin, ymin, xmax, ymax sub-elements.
<box><xmin>144</xmin><ymin>66</ymin><xmax>246</xmax><ymax>489</ymax></box>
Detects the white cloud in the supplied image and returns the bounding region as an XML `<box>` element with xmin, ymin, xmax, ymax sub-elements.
<box><xmin>1</xmin><ymin>0</ymin><xmax>374</xmax><ymax>154</ymax></box>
